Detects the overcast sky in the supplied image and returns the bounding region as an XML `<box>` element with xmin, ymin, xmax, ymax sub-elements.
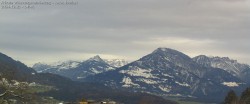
<box><xmin>0</xmin><ymin>0</ymin><xmax>250</xmax><ymax>66</ymax></box>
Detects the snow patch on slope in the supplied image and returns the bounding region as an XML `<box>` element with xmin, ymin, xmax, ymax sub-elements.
<box><xmin>159</xmin><ymin>85</ymin><xmax>171</xmax><ymax>92</ymax></box>
<box><xmin>222</xmin><ymin>82</ymin><xmax>239</xmax><ymax>87</ymax></box>
<box><xmin>122</xmin><ymin>76</ymin><xmax>139</xmax><ymax>87</ymax></box>
<box><xmin>175</xmin><ymin>81</ymin><xmax>190</xmax><ymax>87</ymax></box>
<box><xmin>119</xmin><ymin>66</ymin><xmax>157</xmax><ymax>78</ymax></box>
<box><xmin>136</xmin><ymin>78</ymin><xmax>158</xmax><ymax>84</ymax></box>
<box><xmin>163</xmin><ymin>73</ymin><xmax>174</xmax><ymax>78</ymax></box>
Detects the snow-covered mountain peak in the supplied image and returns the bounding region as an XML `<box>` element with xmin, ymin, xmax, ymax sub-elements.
<box><xmin>55</xmin><ymin>61</ymin><xmax>81</xmax><ymax>70</ymax></box>
<box><xmin>152</xmin><ymin>48</ymin><xmax>177</xmax><ymax>53</ymax></box>
<box><xmin>193</xmin><ymin>55</ymin><xmax>250</xmax><ymax>82</ymax></box>
<box><xmin>193</xmin><ymin>55</ymin><xmax>241</xmax><ymax>67</ymax></box>
<box><xmin>104</xmin><ymin>59</ymin><xmax>129</xmax><ymax>68</ymax></box>
<box><xmin>32</xmin><ymin>56</ymin><xmax>118</xmax><ymax>80</ymax></box>
<box><xmin>86</xmin><ymin>48</ymin><xmax>245</xmax><ymax>99</ymax></box>
<box><xmin>152</xmin><ymin>48</ymin><xmax>191</xmax><ymax>59</ymax></box>
<box><xmin>87</xmin><ymin>55</ymin><xmax>104</xmax><ymax>62</ymax></box>
<box><xmin>33</xmin><ymin>62</ymin><xmax>49</xmax><ymax>67</ymax></box>
<box><xmin>211</xmin><ymin>56</ymin><xmax>238</xmax><ymax>63</ymax></box>
<box><xmin>192</xmin><ymin>55</ymin><xmax>212</xmax><ymax>67</ymax></box>
<box><xmin>143</xmin><ymin>48</ymin><xmax>193</xmax><ymax>69</ymax></box>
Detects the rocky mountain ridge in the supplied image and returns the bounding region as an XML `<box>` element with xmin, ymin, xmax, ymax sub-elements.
<box><xmin>84</xmin><ymin>48</ymin><xmax>249</xmax><ymax>102</ymax></box>
<box><xmin>32</xmin><ymin>55</ymin><xmax>128</xmax><ymax>80</ymax></box>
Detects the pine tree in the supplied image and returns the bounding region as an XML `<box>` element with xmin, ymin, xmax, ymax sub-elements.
<box><xmin>224</xmin><ymin>90</ymin><xmax>238</xmax><ymax>104</ymax></box>
<box><xmin>239</xmin><ymin>87</ymin><xmax>250</xmax><ymax>104</ymax></box>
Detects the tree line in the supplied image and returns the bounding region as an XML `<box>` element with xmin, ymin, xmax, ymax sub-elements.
<box><xmin>223</xmin><ymin>87</ymin><xmax>250</xmax><ymax>104</ymax></box>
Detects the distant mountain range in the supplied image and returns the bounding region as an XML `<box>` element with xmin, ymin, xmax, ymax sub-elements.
<box><xmin>193</xmin><ymin>55</ymin><xmax>250</xmax><ymax>84</ymax></box>
<box><xmin>83</xmin><ymin>48</ymin><xmax>249</xmax><ymax>102</ymax></box>
<box><xmin>0</xmin><ymin>52</ymin><xmax>177</xmax><ymax>104</ymax></box>
<box><xmin>32</xmin><ymin>55</ymin><xmax>129</xmax><ymax>80</ymax></box>
<box><xmin>14</xmin><ymin>47</ymin><xmax>250</xmax><ymax>103</ymax></box>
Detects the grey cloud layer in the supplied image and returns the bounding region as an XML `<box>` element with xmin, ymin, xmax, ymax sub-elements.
<box><xmin>0</xmin><ymin>0</ymin><xmax>250</xmax><ymax>65</ymax></box>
